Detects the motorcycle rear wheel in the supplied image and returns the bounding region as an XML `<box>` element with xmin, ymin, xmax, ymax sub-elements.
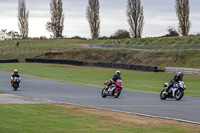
<box><xmin>114</xmin><ymin>89</ymin><xmax>121</xmax><ymax>98</ymax></box>
<box><xmin>175</xmin><ymin>90</ymin><xmax>184</xmax><ymax>100</ymax></box>
<box><xmin>160</xmin><ymin>89</ymin><xmax>167</xmax><ymax>100</ymax></box>
<box><xmin>101</xmin><ymin>88</ymin><xmax>107</xmax><ymax>98</ymax></box>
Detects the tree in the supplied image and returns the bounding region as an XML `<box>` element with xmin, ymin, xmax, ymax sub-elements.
<box><xmin>46</xmin><ymin>0</ymin><xmax>64</xmax><ymax>38</ymax></box>
<box><xmin>7</xmin><ymin>31</ymin><xmax>21</xmax><ymax>40</ymax></box>
<box><xmin>126</xmin><ymin>0</ymin><xmax>144</xmax><ymax>39</ymax></box>
<box><xmin>176</xmin><ymin>0</ymin><xmax>191</xmax><ymax>36</ymax></box>
<box><xmin>18</xmin><ymin>0</ymin><xmax>29</xmax><ymax>39</ymax></box>
<box><xmin>110</xmin><ymin>29</ymin><xmax>130</xmax><ymax>39</ymax></box>
<box><xmin>86</xmin><ymin>0</ymin><xmax>100</xmax><ymax>39</ymax></box>
<box><xmin>0</xmin><ymin>29</ymin><xmax>7</xmax><ymax>40</ymax></box>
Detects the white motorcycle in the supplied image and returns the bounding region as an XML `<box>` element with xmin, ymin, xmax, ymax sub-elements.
<box><xmin>160</xmin><ymin>81</ymin><xmax>186</xmax><ymax>100</ymax></box>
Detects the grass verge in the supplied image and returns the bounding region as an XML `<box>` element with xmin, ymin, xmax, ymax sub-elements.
<box><xmin>0</xmin><ymin>39</ymin><xmax>106</xmax><ymax>48</ymax></box>
<box><xmin>0</xmin><ymin>104</ymin><xmax>199</xmax><ymax>133</ymax></box>
<box><xmin>0</xmin><ymin>63</ymin><xmax>199</xmax><ymax>97</ymax></box>
<box><xmin>0</xmin><ymin>91</ymin><xmax>5</xmax><ymax>94</ymax></box>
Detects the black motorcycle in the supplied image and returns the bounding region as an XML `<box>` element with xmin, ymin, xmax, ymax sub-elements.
<box><xmin>12</xmin><ymin>77</ymin><xmax>20</xmax><ymax>91</ymax></box>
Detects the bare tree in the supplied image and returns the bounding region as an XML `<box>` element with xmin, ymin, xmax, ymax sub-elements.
<box><xmin>0</xmin><ymin>29</ymin><xmax>7</xmax><ymax>40</ymax></box>
<box><xmin>46</xmin><ymin>0</ymin><xmax>64</xmax><ymax>38</ymax></box>
<box><xmin>86</xmin><ymin>0</ymin><xmax>100</xmax><ymax>39</ymax></box>
<box><xmin>126</xmin><ymin>0</ymin><xmax>144</xmax><ymax>39</ymax></box>
<box><xmin>18</xmin><ymin>0</ymin><xmax>29</xmax><ymax>39</ymax></box>
<box><xmin>7</xmin><ymin>31</ymin><xmax>21</xmax><ymax>40</ymax></box>
<box><xmin>176</xmin><ymin>0</ymin><xmax>191</xmax><ymax>36</ymax></box>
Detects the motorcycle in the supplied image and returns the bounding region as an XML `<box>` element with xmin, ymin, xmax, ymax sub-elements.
<box><xmin>160</xmin><ymin>81</ymin><xmax>186</xmax><ymax>100</ymax></box>
<box><xmin>101</xmin><ymin>80</ymin><xmax>123</xmax><ymax>98</ymax></box>
<box><xmin>11</xmin><ymin>77</ymin><xmax>20</xmax><ymax>91</ymax></box>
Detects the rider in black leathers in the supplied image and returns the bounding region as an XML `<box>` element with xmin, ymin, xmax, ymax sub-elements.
<box><xmin>165</xmin><ymin>72</ymin><xmax>184</xmax><ymax>94</ymax></box>
<box><xmin>11</xmin><ymin>69</ymin><xmax>21</xmax><ymax>85</ymax></box>
<box><xmin>105</xmin><ymin>71</ymin><xmax>121</xmax><ymax>91</ymax></box>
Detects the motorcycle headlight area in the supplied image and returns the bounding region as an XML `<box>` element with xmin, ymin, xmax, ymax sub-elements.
<box><xmin>180</xmin><ymin>84</ymin><xmax>184</xmax><ymax>88</ymax></box>
<box><xmin>179</xmin><ymin>84</ymin><xmax>186</xmax><ymax>89</ymax></box>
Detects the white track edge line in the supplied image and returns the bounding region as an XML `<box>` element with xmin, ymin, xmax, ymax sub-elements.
<box><xmin>40</xmin><ymin>98</ymin><xmax>200</xmax><ymax>125</ymax></box>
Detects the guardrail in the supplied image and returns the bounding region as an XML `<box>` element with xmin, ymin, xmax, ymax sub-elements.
<box><xmin>165</xmin><ymin>67</ymin><xmax>200</xmax><ymax>75</ymax></box>
<box><xmin>89</xmin><ymin>44</ymin><xmax>200</xmax><ymax>51</ymax></box>
<box><xmin>25</xmin><ymin>58</ymin><xmax>160</xmax><ymax>72</ymax></box>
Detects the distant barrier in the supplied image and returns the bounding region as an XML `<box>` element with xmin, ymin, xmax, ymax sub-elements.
<box><xmin>165</xmin><ymin>67</ymin><xmax>200</xmax><ymax>75</ymax></box>
<box><xmin>89</xmin><ymin>44</ymin><xmax>200</xmax><ymax>51</ymax></box>
<box><xmin>0</xmin><ymin>59</ymin><xmax>19</xmax><ymax>63</ymax></box>
<box><xmin>25</xmin><ymin>58</ymin><xmax>159</xmax><ymax>72</ymax></box>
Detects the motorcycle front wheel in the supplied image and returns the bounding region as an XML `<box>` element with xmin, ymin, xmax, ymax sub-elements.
<box><xmin>175</xmin><ymin>90</ymin><xmax>184</xmax><ymax>100</ymax></box>
<box><xmin>160</xmin><ymin>89</ymin><xmax>167</xmax><ymax>100</ymax></box>
<box><xmin>101</xmin><ymin>88</ymin><xmax>107</xmax><ymax>98</ymax></box>
<box><xmin>114</xmin><ymin>89</ymin><xmax>121</xmax><ymax>98</ymax></box>
<box><xmin>13</xmin><ymin>83</ymin><xmax>18</xmax><ymax>91</ymax></box>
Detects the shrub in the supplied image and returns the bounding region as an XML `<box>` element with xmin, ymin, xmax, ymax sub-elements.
<box><xmin>109</xmin><ymin>29</ymin><xmax>130</xmax><ymax>39</ymax></box>
<box><xmin>163</xmin><ymin>26</ymin><xmax>180</xmax><ymax>37</ymax></box>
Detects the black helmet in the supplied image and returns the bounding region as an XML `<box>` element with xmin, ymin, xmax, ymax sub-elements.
<box><xmin>115</xmin><ymin>70</ymin><xmax>121</xmax><ymax>77</ymax></box>
<box><xmin>178</xmin><ymin>72</ymin><xmax>184</xmax><ymax>79</ymax></box>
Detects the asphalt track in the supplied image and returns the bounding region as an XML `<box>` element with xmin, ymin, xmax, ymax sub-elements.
<box><xmin>0</xmin><ymin>71</ymin><xmax>200</xmax><ymax>125</ymax></box>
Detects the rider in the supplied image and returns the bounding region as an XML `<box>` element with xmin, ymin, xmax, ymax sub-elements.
<box><xmin>105</xmin><ymin>70</ymin><xmax>121</xmax><ymax>91</ymax></box>
<box><xmin>11</xmin><ymin>69</ymin><xmax>21</xmax><ymax>85</ymax></box>
<box><xmin>165</xmin><ymin>72</ymin><xmax>184</xmax><ymax>94</ymax></box>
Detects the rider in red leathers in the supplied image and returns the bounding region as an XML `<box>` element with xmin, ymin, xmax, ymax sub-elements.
<box><xmin>105</xmin><ymin>71</ymin><xmax>121</xmax><ymax>91</ymax></box>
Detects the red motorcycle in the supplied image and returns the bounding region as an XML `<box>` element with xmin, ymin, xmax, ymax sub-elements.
<box><xmin>101</xmin><ymin>80</ymin><xmax>123</xmax><ymax>98</ymax></box>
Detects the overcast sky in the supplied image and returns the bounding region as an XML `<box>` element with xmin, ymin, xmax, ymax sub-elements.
<box><xmin>0</xmin><ymin>0</ymin><xmax>200</xmax><ymax>38</ymax></box>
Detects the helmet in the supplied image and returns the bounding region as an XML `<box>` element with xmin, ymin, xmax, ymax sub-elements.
<box><xmin>115</xmin><ymin>70</ymin><xmax>121</xmax><ymax>77</ymax></box>
<box><xmin>178</xmin><ymin>72</ymin><xmax>184</xmax><ymax>78</ymax></box>
<box><xmin>14</xmin><ymin>69</ymin><xmax>18</xmax><ymax>75</ymax></box>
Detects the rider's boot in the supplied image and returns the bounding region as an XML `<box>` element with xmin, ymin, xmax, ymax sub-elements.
<box><xmin>164</xmin><ymin>82</ymin><xmax>173</xmax><ymax>95</ymax></box>
<box><xmin>163</xmin><ymin>88</ymin><xmax>169</xmax><ymax>95</ymax></box>
<box><xmin>11</xmin><ymin>81</ymin><xmax>13</xmax><ymax>87</ymax></box>
<box><xmin>105</xmin><ymin>85</ymin><xmax>109</xmax><ymax>91</ymax></box>
<box><xmin>163</xmin><ymin>91</ymin><xmax>168</xmax><ymax>95</ymax></box>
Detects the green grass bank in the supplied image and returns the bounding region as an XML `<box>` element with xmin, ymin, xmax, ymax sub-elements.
<box><xmin>36</xmin><ymin>49</ymin><xmax>200</xmax><ymax>70</ymax></box>
<box><xmin>104</xmin><ymin>35</ymin><xmax>200</xmax><ymax>45</ymax></box>
<box><xmin>0</xmin><ymin>38</ymin><xmax>105</xmax><ymax>48</ymax></box>
<box><xmin>1</xmin><ymin>35</ymin><xmax>200</xmax><ymax>48</ymax></box>
<box><xmin>0</xmin><ymin>37</ymin><xmax>200</xmax><ymax>69</ymax></box>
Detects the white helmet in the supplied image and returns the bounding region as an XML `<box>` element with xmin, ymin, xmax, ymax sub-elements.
<box><xmin>115</xmin><ymin>70</ymin><xmax>121</xmax><ymax>77</ymax></box>
<box><xmin>14</xmin><ymin>69</ymin><xmax>18</xmax><ymax>72</ymax></box>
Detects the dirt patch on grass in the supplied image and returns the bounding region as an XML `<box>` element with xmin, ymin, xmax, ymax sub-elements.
<box><xmin>35</xmin><ymin>52</ymin><xmax>62</xmax><ymax>59</ymax></box>
<box><xmin>0</xmin><ymin>94</ymin><xmax>55</xmax><ymax>104</ymax></box>
<box><xmin>56</xmin><ymin>104</ymin><xmax>200</xmax><ymax>131</ymax></box>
